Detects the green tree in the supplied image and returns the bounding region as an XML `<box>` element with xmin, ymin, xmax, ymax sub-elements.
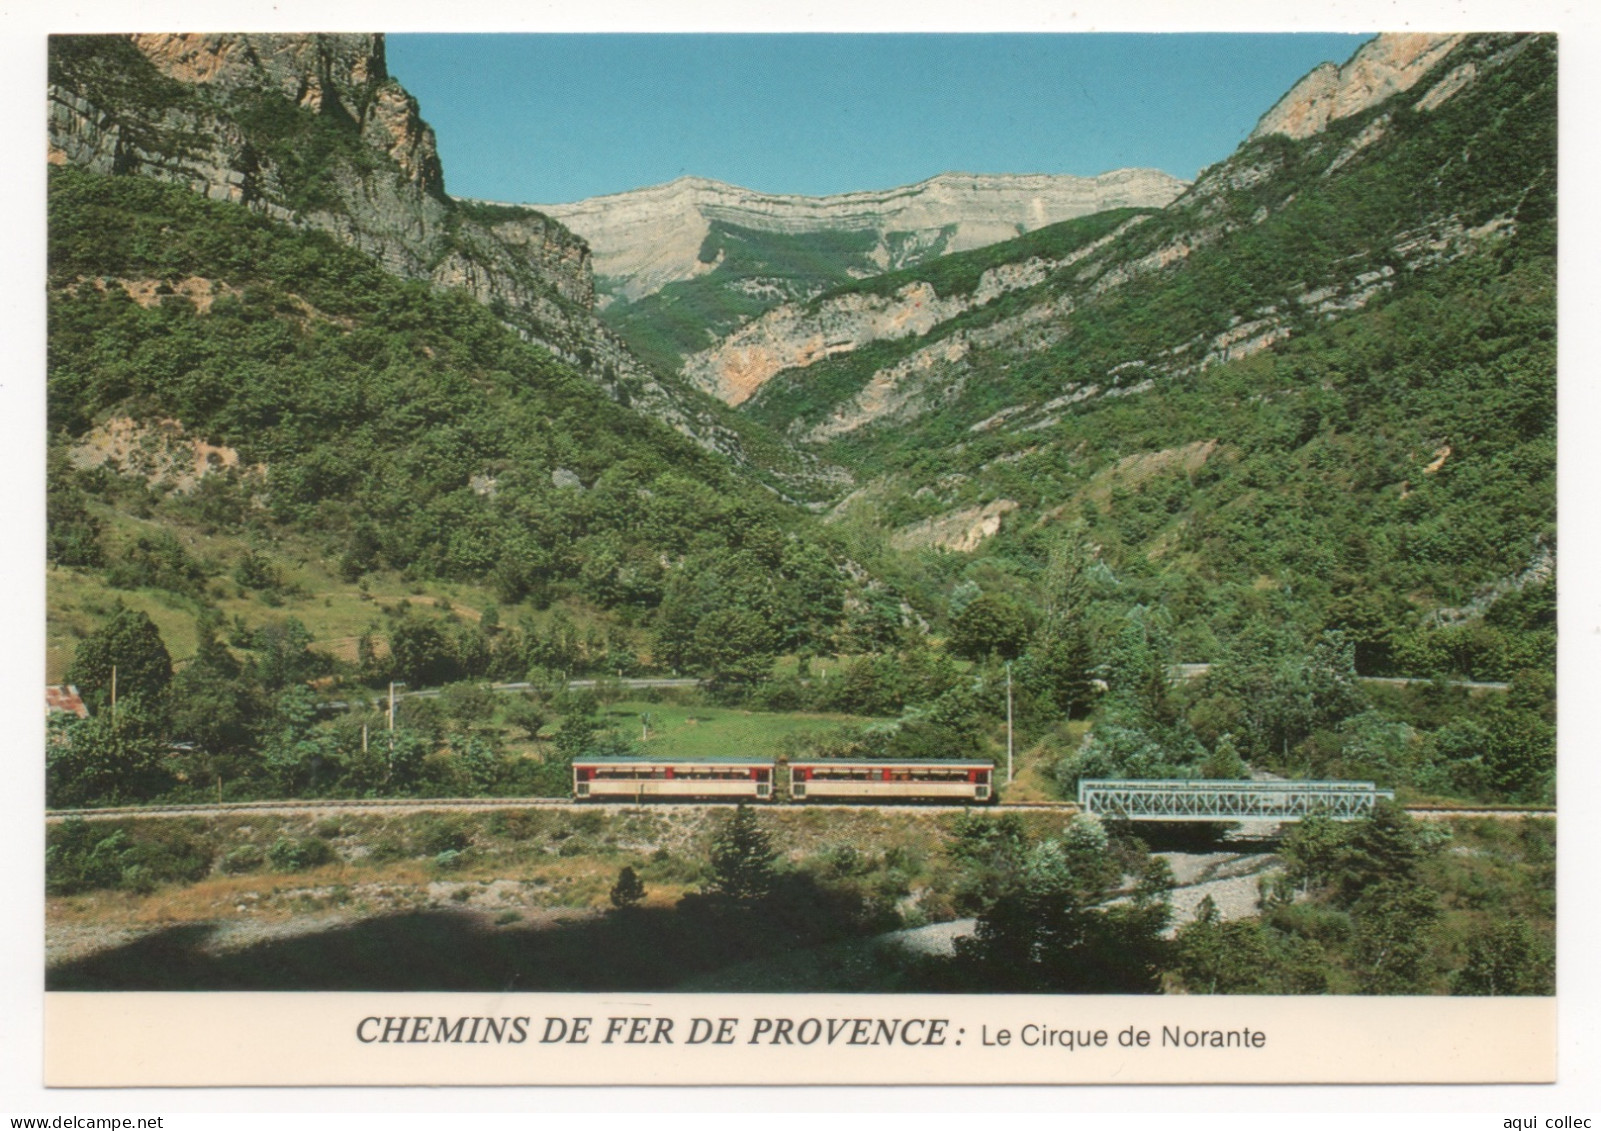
<box><xmin>1100</xmin><ymin>605</ymin><xmax>1175</xmax><ymax>720</ymax></box>
<box><xmin>168</xmin><ymin>630</ymin><xmax>260</xmax><ymax>759</ymax></box>
<box><xmin>948</xmin><ymin>593</ymin><xmax>1030</xmax><ymax>662</ymax></box>
<box><xmin>1348</xmin><ymin>881</ymin><xmax>1442</xmax><ymax>994</ymax></box>
<box><xmin>259</xmin><ymin>685</ymin><xmax>329</xmax><ymax>795</ymax></box>
<box><xmin>387</xmin><ymin>617</ymin><xmax>459</xmax><ymax>689</ymax></box>
<box><xmin>947</xmin><ymin>811</ymin><xmax>1029</xmax><ymax>914</ymax></box>
<box><xmin>64</xmin><ymin>604</ymin><xmax>173</xmax><ymax>713</ymax></box>
<box><xmin>692</xmin><ymin>607</ymin><xmax>776</xmax><ymax>689</ymax></box>
<box><xmin>451</xmin><ymin>733</ymin><xmax>504</xmax><ymax>794</ymax></box>
<box><xmin>705</xmin><ymin>803</ymin><xmax>779</xmax><ymax>903</ymax></box>
<box><xmin>1451</xmin><ymin>917</ymin><xmax>1554</xmax><ymax>996</ymax></box>
<box><xmin>440</xmin><ymin>681</ymin><xmax>495</xmax><ymax>731</ymax></box>
<box><xmin>1275</xmin><ymin>803</ymin><xmax>1447</xmax><ymax>993</ymax></box>
<box><xmin>1477</xmin><ymin>670</ymin><xmax>1556</xmax><ymax>801</ymax></box>
<box><xmin>46</xmin><ymin>467</ymin><xmax>103</xmax><ymax>567</ymax></box>
<box><xmin>957</xmin><ymin>815</ymin><xmax>1171</xmax><ymax>992</ymax></box>
<box><xmin>610</xmin><ymin>865</ymin><xmax>646</xmax><ymax>909</ymax></box>
<box><xmin>252</xmin><ymin>617</ymin><xmax>327</xmax><ymax>692</ymax></box>
<box><xmin>1201</xmin><ymin>733</ymin><xmax>1246</xmax><ymax>779</ymax></box>
<box><xmin>503</xmin><ymin>695</ymin><xmax>547</xmax><ymax>742</ymax></box>
<box><xmin>46</xmin><ymin>701</ymin><xmax>173</xmax><ymax>807</ymax></box>
<box><xmin>1172</xmin><ymin>896</ymin><xmax>1329</xmax><ymax>993</ymax></box>
<box><xmin>1027</xmin><ymin>533</ymin><xmax>1100</xmax><ymax>717</ymax></box>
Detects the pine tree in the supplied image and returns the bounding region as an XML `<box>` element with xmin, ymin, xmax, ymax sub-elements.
<box><xmin>609</xmin><ymin>865</ymin><xmax>646</xmax><ymax>909</ymax></box>
<box><xmin>706</xmin><ymin>803</ymin><xmax>778</xmax><ymax>902</ymax></box>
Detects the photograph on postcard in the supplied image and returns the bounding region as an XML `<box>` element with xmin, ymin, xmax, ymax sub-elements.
<box><xmin>41</xmin><ymin>30</ymin><xmax>1556</xmax><ymax>1082</ymax></box>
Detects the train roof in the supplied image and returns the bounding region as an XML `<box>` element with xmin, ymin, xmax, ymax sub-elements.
<box><xmin>571</xmin><ymin>756</ymin><xmax>994</xmax><ymax>767</ymax></box>
<box><xmin>572</xmin><ymin>755</ymin><xmax>774</xmax><ymax>764</ymax></box>
<box><xmin>788</xmin><ymin>758</ymin><xmax>995</xmax><ymax>767</ymax></box>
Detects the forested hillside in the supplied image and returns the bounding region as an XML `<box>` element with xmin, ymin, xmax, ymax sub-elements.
<box><xmin>45</xmin><ymin>32</ymin><xmax>1556</xmax><ymax>816</ymax></box>
<box><xmin>745</xmin><ymin>33</ymin><xmax>1555</xmax><ymax>699</ymax></box>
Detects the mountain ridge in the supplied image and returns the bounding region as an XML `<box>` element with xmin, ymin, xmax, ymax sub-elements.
<box><xmin>521</xmin><ymin>167</ymin><xmax>1189</xmax><ymax>308</ymax></box>
<box><xmin>46</xmin><ymin>32</ymin><xmax>827</xmax><ymax>487</ymax></box>
<box><xmin>727</xmin><ymin>32</ymin><xmax>1533</xmax><ymax>446</ymax></box>
<box><xmin>43</xmin><ymin>30</ymin><xmax>1557</xmax><ymax>823</ymax></box>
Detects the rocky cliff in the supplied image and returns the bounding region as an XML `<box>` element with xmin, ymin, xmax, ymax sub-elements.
<box><xmin>731</xmin><ymin>33</ymin><xmax>1548</xmax><ymax>455</ymax></box>
<box><xmin>49</xmin><ymin>35</ymin><xmax>593</xmax><ymax>316</ymax></box>
<box><xmin>684</xmin><ymin>213</ymin><xmax>1146</xmax><ymax>406</ymax></box>
<box><xmin>528</xmin><ymin>169</ymin><xmax>1187</xmax><ymax>306</ymax></box>
<box><xmin>1249</xmin><ymin>33</ymin><xmax>1465</xmax><ymax>140</ymax></box>
<box><xmin>47</xmin><ymin>33</ymin><xmax>778</xmax><ymax>473</ymax></box>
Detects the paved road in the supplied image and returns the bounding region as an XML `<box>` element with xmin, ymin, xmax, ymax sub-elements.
<box><xmin>1355</xmin><ymin>676</ymin><xmax>1511</xmax><ymax>691</ymax></box>
<box><xmin>321</xmin><ymin>671</ymin><xmax>1510</xmax><ymax>711</ymax></box>
<box><xmin>317</xmin><ymin>677</ymin><xmax>701</xmax><ymax>711</ymax></box>
<box><xmin>1167</xmin><ymin>663</ymin><xmax>1509</xmax><ymax>691</ymax></box>
<box><xmin>1171</xmin><ymin>660</ymin><xmax>1504</xmax><ymax>685</ymax></box>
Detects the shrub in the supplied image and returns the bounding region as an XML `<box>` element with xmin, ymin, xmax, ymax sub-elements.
<box><xmin>46</xmin><ymin>819</ymin><xmax>215</xmax><ymax>894</ymax></box>
<box><xmin>219</xmin><ymin>845</ymin><xmax>265</xmax><ymax>874</ymax></box>
<box><xmin>367</xmin><ymin>836</ymin><xmax>408</xmax><ymax>862</ymax></box>
<box><xmin>118</xmin><ymin>864</ymin><xmax>157</xmax><ymax>895</ymax></box>
<box><xmin>417</xmin><ymin>818</ymin><xmax>472</xmax><ymax>855</ymax></box>
<box><xmin>641</xmin><ymin>850</ymin><xmax>705</xmax><ymax>886</ymax></box>
<box><xmin>46</xmin><ymin>821</ymin><xmax>132</xmax><ymax>894</ymax></box>
<box><xmin>266</xmin><ymin>836</ymin><xmax>336</xmax><ymax>872</ymax></box>
<box><xmin>431</xmin><ymin>849</ymin><xmax>468</xmax><ymax>872</ymax></box>
<box><xmin>485</xmin><ymin>811</ymin><xmax>540</xmax><ymax>840</ymax></box>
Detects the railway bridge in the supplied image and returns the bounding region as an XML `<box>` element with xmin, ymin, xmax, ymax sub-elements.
<box><xmin>1077</xmin><ymin>779</ymin><xmax>1394</xmax><ymax>822</ymax></box>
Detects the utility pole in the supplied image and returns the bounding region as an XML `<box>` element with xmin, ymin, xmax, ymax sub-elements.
<box><xmin>388</xmin><ymin>681</ymin><xmax>400</xmax><ymax>771</ymax></box>
<box><xmin>109</xmin><ymin>665</ymin><xmax>117</xmax><ymax>720</ymax></box>
<box><xmin>1006</xmin><ymin>660</ymin><xmax>1014</xmax><ymax>785</ymax></box>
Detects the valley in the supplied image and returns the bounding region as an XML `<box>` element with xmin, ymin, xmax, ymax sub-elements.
<box><xmin>43</xmin><ymin>31</ymin><xmax>1556</xmax><ymax>996</ymax></box>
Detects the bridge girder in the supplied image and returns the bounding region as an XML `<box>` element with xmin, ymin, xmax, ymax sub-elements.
<box><xmin>1076</xmin><ymin>779</ymin><xmax>1394</xmax><ymax>822</ymax></box>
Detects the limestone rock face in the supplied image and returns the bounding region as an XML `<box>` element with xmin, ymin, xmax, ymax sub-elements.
<box><xmin>1250</xmin><ymin>33</ymin><xmax>1465</xmax><ymax>141</ymax></box>
<box><xmin>46</xmin><ymin>34</ymin><xmax>758</xmax><ymax>466</ymax></box>
<box><xmin>684</xmin><ymin>214</ymin><xmax>1145</xmax><ymax>407</ymax></box>
<box><xmin>47</xmin><ymin>34</ymin><xmax>558</xmax><ymax>307</ymax></box>
<box><xmin>129</xmin><ymin>33</ymin><xmax>383</xmax><ymax>99</ymax></box>
<box><xmin>529</xmin><ymin>169</ymin><xmax>1188</xmax><ymax>305</ymax></box>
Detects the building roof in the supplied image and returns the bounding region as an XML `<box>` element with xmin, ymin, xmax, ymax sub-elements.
<box><xmin>46</xmin><ymin>685</ymin><xmax>89</xmax><ymax>718</ymax></box>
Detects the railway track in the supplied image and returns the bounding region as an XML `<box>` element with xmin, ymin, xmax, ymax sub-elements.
<box><xmin>43</xmin><ymin>797</ymin><xmax>1556</xmax><ymax>823</ymax></box>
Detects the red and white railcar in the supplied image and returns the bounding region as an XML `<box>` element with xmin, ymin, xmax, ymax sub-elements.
<box><xmin>788</xmin><ymin>759</ymin><xmax>994</xmax><ymax>803</ymax></box>
<box><xmin>573</xmin><ymin>756</ymin><xmax>774</xmax><ymax>802</ymax></box>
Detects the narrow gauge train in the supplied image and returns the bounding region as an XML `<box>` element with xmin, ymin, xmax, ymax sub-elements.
<box><xmin>789</xmin><ymin>759</ymin><xmax>994</xmax><ymax>804</ymax></box>
<box><xmin>571</xmin><ymin>756</ymin><xmax>995</xmax><ymax>804</ymax></box>
<box><xmin>572</xmin><ymin>756</ymin><xmax>774</xmax><ymax>802</ymax></box>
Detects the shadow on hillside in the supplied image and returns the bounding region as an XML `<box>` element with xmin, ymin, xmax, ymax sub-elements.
<box><xmin>48</xmin><ymin>877</ymin><xmax>892</xmax><ymax>992</ymax></box>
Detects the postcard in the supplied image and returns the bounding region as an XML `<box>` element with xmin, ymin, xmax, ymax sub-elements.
<box><xmin>18</xmin><ymin>5</ymin><xmax>1589</xmax><ymax>1104</ymax></box>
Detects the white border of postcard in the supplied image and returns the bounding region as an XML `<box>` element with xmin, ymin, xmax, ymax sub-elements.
<box><xmin>5</xmin><ymin>0</ymin><xmax>1599</xmax><ymax>1120</ymax></box>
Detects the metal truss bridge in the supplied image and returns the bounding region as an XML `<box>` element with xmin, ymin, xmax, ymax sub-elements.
<box><xmin>1077</xmin><ymin>779</ymin><xmax>1395</xmax><ymax>822</ymax></box>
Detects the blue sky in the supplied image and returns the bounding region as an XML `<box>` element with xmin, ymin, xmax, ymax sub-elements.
<box><xmin>387</xmin><ymin>33</ymin><xmax>1372</xmax><ymax>204</ymax></box>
